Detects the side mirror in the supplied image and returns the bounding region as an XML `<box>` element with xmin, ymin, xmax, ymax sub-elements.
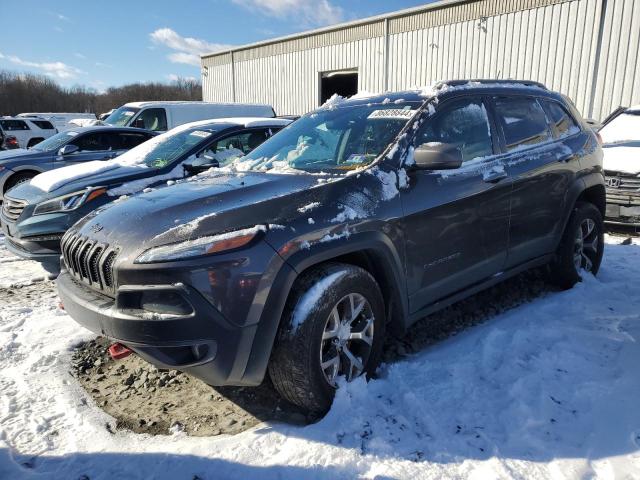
<box><xmin>183</xmin><ymin>156</ymin><xmax>220</xmax><ymax>175</ymax></box>
<box><xmin>413</xmin><ymin>143</ymin><xmax>463</xmax><ymax>170</ymax></box>
<box><xmin>58</xmin><ymin>144</ymin><xmax>79</xmax><ymax>156</ymax></box>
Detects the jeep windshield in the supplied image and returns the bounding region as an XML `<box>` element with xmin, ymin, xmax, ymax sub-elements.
<box><xmin>236</xmin><ymin>101</ymin><xmax>421</xmax><ymax>172</ymax></box>
<box><xmin>103</xmin><ymin>107</ymin><xmax>140</xmax><ymax>127</ymax></box>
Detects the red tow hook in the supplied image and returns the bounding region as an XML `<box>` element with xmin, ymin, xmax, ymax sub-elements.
<box><xmin>109</xmin><ymin>343</ymin><xmax>133</xmax><ymax>360</ymax></box>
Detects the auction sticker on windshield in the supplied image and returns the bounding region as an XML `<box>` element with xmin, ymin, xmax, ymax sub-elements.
<box><xmin>368</xmin><ymin>109</ymin><xmax>416</xmax><ymax>120</ymax></box>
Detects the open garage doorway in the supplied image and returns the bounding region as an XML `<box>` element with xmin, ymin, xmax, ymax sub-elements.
<box><xmin>319</xmin><ymin>69</ymin><xmax>358</xmax><ymax>105</ymax></box>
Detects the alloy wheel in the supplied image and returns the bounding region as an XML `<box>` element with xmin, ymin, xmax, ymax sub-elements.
<box><xmin>320</xmin><ymin>293</ymin><xmax>374</xmax><ymax>386</ymax></box>
<box><xmin>573</xmin><ymin>218</ymin><xmax>599</xmax><ymax>272</ymax></box>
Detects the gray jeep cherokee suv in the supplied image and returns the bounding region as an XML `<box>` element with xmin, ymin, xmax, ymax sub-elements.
<box><xmin>57</xmin><ymin>80</ymin><xmax>606</xmax><ymax>413</ymax></box>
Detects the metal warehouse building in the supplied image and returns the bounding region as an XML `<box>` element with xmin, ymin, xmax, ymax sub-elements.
<box><xmin>201</xmin><ymin>0</ymin><xmax>640</xmax><ymax>120</ymax></box>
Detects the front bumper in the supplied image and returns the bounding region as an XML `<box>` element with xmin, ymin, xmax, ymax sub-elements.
<box><xmin>605</xmin><ymin>190</ymin><xmax>640</xmax><ymax>227</ymax></box>
<box><xmin>1</xmin><ymin>220</ymin><xmax>62</xmax><ymax>268</ymax></box>
<box><xmin>0</xmin><ymin>209</ymin><xmax>86</xmax><ymax>268</ymax></box>
<box><xmin>57</xmin><ymin>240</ymin><xmax>297</xmax><ymax>386</ymax></box>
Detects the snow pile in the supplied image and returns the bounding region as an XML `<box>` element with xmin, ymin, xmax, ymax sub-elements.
<box><xmin>1</xmin><ymin>236</ymin><xmax>640</xmax><ymax>478</ymax></box>
<box><xmin>0</xmin><ymin>236</ymin><xmax>52</xmax><ymax>288</ymax></box>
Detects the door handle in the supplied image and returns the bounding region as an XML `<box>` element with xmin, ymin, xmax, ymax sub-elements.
<box><xmin>483</xmin><ymin>170</ymin><xmax>508</xmax><ymax>183</ymax></box>
<box><xmin>558</xmin><ymin>154</ymin><xmax>577</xmax><ymax>163</ymax></box>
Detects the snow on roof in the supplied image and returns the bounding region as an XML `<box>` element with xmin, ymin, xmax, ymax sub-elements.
<box><xmin>123</xmin><ymin>101</ymin><xmax>273</xmax><ymax>109</ymax></box>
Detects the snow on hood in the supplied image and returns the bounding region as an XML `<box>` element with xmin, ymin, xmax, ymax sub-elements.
<box><xmin>30</xmin><ymin>161</ymin><xmax>125</xmax><ymax>192</ymax></box>
<box><xmin>603</xmin><ymin>146</ymin><xmax>640</xmax><ymax>175</ymax></box>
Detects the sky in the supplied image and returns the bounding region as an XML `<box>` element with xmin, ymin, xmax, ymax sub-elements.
<box><xmin>0</xmin><ymin>0</ymin><xmax>435</xmax><ymax>92</ymax></box>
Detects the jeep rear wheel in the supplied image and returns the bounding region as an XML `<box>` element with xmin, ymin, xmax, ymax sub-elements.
<box><xmin>269</xmin><ymin>263</ymin><xmax>385</xmax><ymax>414</ymax></box>
<box><xmin>549</xmin><ymin>201</ymin><xmax>604</xmax><ymax>289</ymax></box>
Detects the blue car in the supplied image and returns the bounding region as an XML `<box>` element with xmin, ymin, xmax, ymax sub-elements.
<box><xmin>0</xmin><ymin>126</ymin><xmax>156</xmax><ymax>201</ymax></box>
<box><xmin>1</xmin><ymin>117</ymin><xmax>292</xmax><ymax>271</ymax></box>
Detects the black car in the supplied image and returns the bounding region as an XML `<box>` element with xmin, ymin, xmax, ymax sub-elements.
<box><xmin>0</xmin><ymin>126</ymin><xmax>155</xmax><ymax>201</ymax></box>
<box><xmin>1</xmin><ymin>118</ymin><xmax>292</xmax><ymax>271</ymax></box>
<box><xmin>57</xmin><ymin>80</ymin><xmax>606</xmax><ymax>414</ymax></box>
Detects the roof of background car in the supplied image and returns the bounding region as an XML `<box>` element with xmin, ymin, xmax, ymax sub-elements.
<box><xmin>627</xmin><ymin>105</ymin><xmax>640</xmax><ymax>112</ymax></box>
<box><xmin>122</xmin><ymin>101</ymin><xmax>273</xmax><ymax>109</ymax></box>
<box><xmin>59</xmin><ymin>126</ymin><xmax>157</xmax><ymax>135</ymax></box>
<box><xmin>170</xmin><ymin>117</ymin><xmax>293</xmax><ymax>132</ymax></box>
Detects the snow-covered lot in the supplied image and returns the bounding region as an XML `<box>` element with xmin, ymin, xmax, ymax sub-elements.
<box><xmin>1</xmin><ymin>233</ymin><xmax>640</xmax><ymax>479</ymax></box>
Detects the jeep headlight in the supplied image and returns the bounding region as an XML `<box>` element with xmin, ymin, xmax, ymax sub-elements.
<box><xmin>33</xmin><ymin>187</ymin><xmax>107</xmax><ymax>215</ymax></box>
<box><xmin>135</xmin><ymin>225</ymin><xmax>267</xmax><ymax>264</ymax></box>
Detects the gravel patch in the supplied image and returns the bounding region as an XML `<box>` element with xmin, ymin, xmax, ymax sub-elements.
<box><xmin>71</xmin><ymin>338</ymin><xmax>310</xmax><ymax>437</ymax></box>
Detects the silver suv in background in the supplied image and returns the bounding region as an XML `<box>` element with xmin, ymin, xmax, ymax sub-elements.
<box><xmin>0</xmin><ymin>117</ymin><xmax>57</xmax><ymax>148</ymax></box>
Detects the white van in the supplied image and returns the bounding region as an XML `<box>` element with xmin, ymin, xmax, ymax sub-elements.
<box><xmin>101</xmin><ymin>101</ymin><xmax>276</xmax><ymax>132</ymax></box>
<box><xmin>17</xmin><ymin>113</ymin><xmax>97</xmax><ymax>132</ymax></box>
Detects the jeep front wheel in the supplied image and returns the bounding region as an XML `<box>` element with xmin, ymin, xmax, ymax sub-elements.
<box><xmin>269</xmin><ymin>263</ymin><xmax>385</xmax><ymax>414</ymax></box>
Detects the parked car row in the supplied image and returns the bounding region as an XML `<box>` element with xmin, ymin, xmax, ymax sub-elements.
<box><xmin>0</xmin><ymin>81</ymin><xmax>611</xmax><ymax>413</ymax></box>
<box><xmin>2</xmin><ymin>117</ymin><xmax>291</xmax><ymax>271</ymax></box>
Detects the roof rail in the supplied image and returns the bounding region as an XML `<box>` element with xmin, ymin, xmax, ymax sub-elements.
<box><xmin>435</xmin><ymin>79</ymin><xmax>548</xmax><ymax>90</ymax></box>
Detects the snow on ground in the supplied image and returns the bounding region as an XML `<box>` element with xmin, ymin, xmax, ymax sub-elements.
<box><xmin>1</xmin><ymin>235</ymin><xmax>640</xmax><ymax>479</ymax></box>
<box><xmin>0</xmin><ymin>235</ymin><xmax>51</xmax><ymax>288</ymax></box>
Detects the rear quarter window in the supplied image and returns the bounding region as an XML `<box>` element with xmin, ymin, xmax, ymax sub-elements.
<box><xmin>544</xmin><ymin>101</ymin><xmax>581</xmax><ymax>139</ymax></box>
<box><xmin>31</xmin><ymin>120</ymin><xmax>55</xmax><ymax>130</ymax></box>
<box><xmin>494</xmin><ymin>96</ymin><xmax>552</xmax><ymax>151</ymax></box>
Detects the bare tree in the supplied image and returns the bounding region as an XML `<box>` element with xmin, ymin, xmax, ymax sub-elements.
<box><xmin>0</xmin><ymin>70</ymin><xmax>202</xmax><ymax>116</ymax></box>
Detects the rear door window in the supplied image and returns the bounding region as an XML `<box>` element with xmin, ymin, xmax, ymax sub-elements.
<box><xmin>71</xmin><ymin>133</ymin><xmax>110</xmax><ymax>152</ymax></box>
<box><xmin>0</xmin><ymin>120</ymin><xmax>30</xmax><ymax>131</ymax></box>
<box><xmin>494</xmin><ymin>96</ymin><xmax>552</xmax><ymax>151</ymax></box>
<box><xmin>31</xmin><ymin>120</ymin><xmax>55</xmax><ymax>130</ymax></box>
<box><xmin>544</xmin><ymin>101</ymin><xmax>581</xmax><ymax>139</ymax></box>
<box><xmin>416</xmin><ymin>97</ymin><xmax>494</xmax><ymax>163</ymax></box>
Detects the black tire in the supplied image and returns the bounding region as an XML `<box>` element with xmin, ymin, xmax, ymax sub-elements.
<box><xmin>4</xmin><ymin>172</ymin><xmax>36</xmax><ymax>194</ymax></box>
<box><xmin>268</xmin><ymin>263</ymin><xmax>386</xmax><ymax>414</ymax></box>
<box><xmin>27</xmin><ymin>138</ymin><xmax>44</xmax><ymax>148</ymax></box>
<box><xmin>548</xmin><ymin>201</ymin><xmax>604</xmax><ymax>289</ymax></box>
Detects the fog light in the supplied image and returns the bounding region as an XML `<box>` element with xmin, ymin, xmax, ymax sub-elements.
<box><xmin>140</xmin><ymin>291</ymin><xmax>192</xmax><ymax>316</ymax></box>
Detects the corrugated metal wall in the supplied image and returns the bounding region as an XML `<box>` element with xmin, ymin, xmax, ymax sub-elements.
<box><xmin>202</xmin><ymin>0</ymin><xmax>640</xmax><ymax>119</ymax></box>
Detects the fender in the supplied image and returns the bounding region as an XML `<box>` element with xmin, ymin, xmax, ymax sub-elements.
<box><xmin>0</xmin><ymin>165</ymin><xmax>45</xmax><ymax>196</ymax></box>
<box><xmin>239</xmin><ymin>230</ymin><xmax>408</xmax><ymax>384</ymax></box>
<box><xmin>555</xmin><ymin>171</ymin><xmax>606</xmax><ymax>250</ymax></box>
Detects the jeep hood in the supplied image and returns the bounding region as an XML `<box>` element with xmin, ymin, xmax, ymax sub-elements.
<box><xmin>602</xmin><ymin>144</ymin><xmax>640</xmax><ymax>175</ymax></box>
<box><xmin>71</xmin><ymin>172</ymin><xmax>332</xmax><ymax>254</ymax></box>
